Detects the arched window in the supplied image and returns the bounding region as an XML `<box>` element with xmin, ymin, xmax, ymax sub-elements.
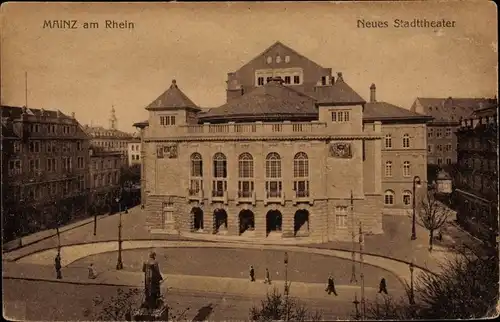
<box><xmin>384</xmin><ymin>190</ymin><xmax>395</xmax><ymax>205</ymax></box>
<box><xmin>190</xmin><ymin>153</ymin><xmax>203</xmax><ymax>177</ymax></box>
<box><xmin>403</xmin><ymin>190</ymin><xmax>412</xmax><ymax>205</ymax></box>
<box><xmin>385</xmin><ymin>161</ymin><xmax>393</xmax><ymax>177</ymax></box>
<box><xmin>385</xmin><ymin>134</ymin><xmax>392</xmax><ymax>149</ymax></box>
<box><xmin>266</xmin><ymin>153</ymin><xmax>281</xmax><ymax>178</ymax></box>
<box><xmin>238</xmin><ymin>153</ymin><xmax>254</xmax><ymax>178</ymax></box>
<box><xmin>403</xmin><ymin>134</ymin><xmax>410</xmax><ymax>148</ymax></box>
<box><xmin>238</xmin><ymin>153</ymin><xmax>254</xmax><ymax>198</ymax></box>
<box><xmin>293</xmin><ymin>152</ymin><xmax>309</xmax><ymax>177</ymax></box>
<box><xmin>213</xmin><ymin>153</ymin><xmax>227</xmax><ymax>178</ymax></box>
<box><xmin>189</xmin><ymin>153</ymin><xmax>203</xmax><ymax>195</ymax></box>
<box><xmin>266</xmin><ymin>153</ymin><xmax>282</xmax><ymax>198</ymax></box>
<box><xmin>293</xmin><ymin>152</ymin><xmax>309</xmax><ymax>197</ymax></box>
<box><xmin>212</xmin><ymin>153</ymin><xmax>227</xmax><ymax>197</ymax></box>
<box><xmin>403</xmin><ymin>161</ymin><xmax>411</xmax><ymax>177</ymax></box>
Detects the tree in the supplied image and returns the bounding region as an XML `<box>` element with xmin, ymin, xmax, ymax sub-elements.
<box><xmin>249</xmin><ymin>288</ymin><xmax>322</xmax><ymax>322</ymax></box>
<box><xmin>83</xmin><ymin>287</ymin><xmax>141</xmax><ymax>321</ymax></box>
<box><xmin>417</xmin><ymin>188</ymin><xmax>453</xmax><ymax>251</ymax></box>
<box><xmin>83</xmin><ymin>287</ymin><xmax>191</xmax><ymax>321</ymax></box>
<box><xmin>360</xmin><ymin>245</ymin><xmax>499</xmax><ymax>320</ymax></box>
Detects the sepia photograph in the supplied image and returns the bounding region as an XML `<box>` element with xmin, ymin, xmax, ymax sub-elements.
<box><xmin>1</xmin><ymin>1</ymin><xmax>498</xmax><ymax>321</ymax></box>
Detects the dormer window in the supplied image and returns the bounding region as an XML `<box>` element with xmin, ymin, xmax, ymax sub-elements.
<box><xmin>266</xmin><ymin>77</ymin><xmax>273</xmax><ymax>83</ymax></box>
<box><xmin>160</xmin><ymin>115</ymin><xmax>176</xmax><ymax>126</ymax></box>
<box><xmin>284</xmin><ymin>76</ymin><xmax>291</xmax><ymax>84</ymax></box>
<box><xmin>257</xmin><ymin>77</ymin><xmax>264</xmax><ymax>86</ymax></box>
<box><xmin>266</xmin><ymin>56</ymin><xmax>272</xmax><ymax>64</ymax></box>
<box><xmin>293</xmin><ymin>76</ymin><xmax>300</xmax><ymax>84</ymax></box>
<box><xmin>331</xmin><ymin>110</ymin><xmax>350</xmax><ymax>123</ymax></box>
<box><xmin>321</xmin><ymin>76</ymin><xmax>327</xmax><ymax>86</ymax></box>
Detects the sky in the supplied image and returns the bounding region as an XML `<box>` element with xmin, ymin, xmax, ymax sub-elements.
<box><xmin>1</xmin><ymin>2</ymin><xmax>497</xmax><ymax>133</ymax></box>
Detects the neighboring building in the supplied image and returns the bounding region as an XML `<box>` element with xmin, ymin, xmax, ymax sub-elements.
<box><xmin>1</xmin><ymin>105</ymin><xmax>90</xmax><ymax>237</ymax></box>
<box><xmin>435</xmin><ymin>170</ymin><xmax>453</xmax><ymax>194</ymax></box>
<box><xmin>89</xmin><ymin>148</ymin><xmax>123</xmax><ymax>210</ymax></box>
<box><xmin>365</xmin><ymin>86</ymin><xmax>432</xmax><ymax>216</ymax></box>
<box><xmin>127</xmin><ymin>133</ymin><xmax>141</xmax><ymax>166</ymax></box>
<box><xmin>84</xmin><ymin>107</ymin><xmax>134</xmax><ymax>164</ymax></box>
<box><xmin>454</xmin><ymin>103</ymin><xmax>498</xmax><ymax>245</ymax></box>
<box><xmin>410</xmin><ymin>97</ymin><xmax>496</xmax><ymax>167</ymax></box>
<box><xmin>134</xmin><ymin>41</ymin><xmax>430</xmax><ymax>241</ymax></box>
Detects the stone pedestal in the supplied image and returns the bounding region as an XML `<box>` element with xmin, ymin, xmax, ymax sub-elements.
<box><xmin>132</xmin><ymin>302</ymin><xmax>168</xmax><ymax>321</ymax></box>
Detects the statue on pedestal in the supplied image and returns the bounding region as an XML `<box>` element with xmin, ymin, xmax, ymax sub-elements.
<box><xmin>142</xmin><ymin>251</ymin><xmax>163</xmax><ymax>310</ymax></box>
<box><xmin>131</xmin><ymin>251</ymin><xmax>168</xmax><ymax>321</ymax></box>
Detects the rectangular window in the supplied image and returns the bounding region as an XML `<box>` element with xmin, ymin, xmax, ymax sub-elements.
<box><xmin>446</xmin><ymin>158</ymin><xmax>452</xmax><ymax>165</ymax></box>
<box><xmin>29</xmin><ymin>141</ymin><xmax>41</xmax><ymax>153</ymax></box>
<box><xmin>335</xmin><ymin>206</ymin><xmax>348</xmax><ymax>228</ymax></box>
<box><xmin>445</xmin><ymin>128</ymin><xmax>452</xmax><ymax>137</ymax></box>
<box><xmin>437</xmin><ymin>145</ymin><xmax>443</xmax><ymax>152</ymax></box>
<box><xmin>428</xmin><ymin>128</ymin><xmax>434</xmax><ymax>138</ymax></box>
<box><xmin>13</xmin><ymin>141</ymin><xmax>21</xmax><ymax>152</ymax></box>
<box><xmin>428</xmin><ymin>145</ymin><xmax>432</xmax><ymax>153</ymax></box>
<box><xmin>293</xmin><ymin>75</ymin><xmax>300</xmax><ymax>84</ymax></box>
<box><xmin>266</xmin><ymin>77</ymin><xmax>273</xmax><ymax>83</ymax></box>
<box><xmin>77</xmin><ymin>141</ymin><xmax>82</xmax><ymax>151</ymax></box>
<box><xmin>436</xmin><ymin>129</ymin><xmax>443</xmax><ymax>138</ymax></box>
<box><xmin>331</xmin><ymin>111</ymin><xmax>350</xmax><ymax>123</ymax></box>
<box><xmin>437</xmin><ymin>158</ymin><xmax>443</xmax><ymax>165</ymax></box>
<box><xmin>293</xmin><ymin>180</ymin><xmax>309</xmax><ymax>197</ymax></box>
<box><xmin>160</xmin><ymin>115</ymin><xmax>176</xmax><ymax>126</ymax></box>
<box><xmin>257</xmin><ymin>77</ymin><xmax>264</xmax><ymax>86</ymax></box>
<box><xmin>284</xmin><ymin>76</ymin><xmax>291</xmax><ymax>84</ymax></box>
<box><xmin>265</xmin><ymin>181</ymin><xmax>282</xmax><ymax>198</ymax></box>
<box><xmin>446</xmin><ymin>144</ymin><xmax>452</xmax><ymax>152</ymax></box>
<box><xmin>8</xmin><ymin>160</ymin><xmax>21</xmax><ymax>175</ymax></box>
<box><xmin>321</xmin><ymin>76</ymin><xmax>327</xmax><ymax>85</ymax></box>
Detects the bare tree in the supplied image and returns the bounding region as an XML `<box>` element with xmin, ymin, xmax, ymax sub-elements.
<box><xmin>417</xmin><ymin>188</ymin><xmax>453</xmax><ymax>252</ymax></box>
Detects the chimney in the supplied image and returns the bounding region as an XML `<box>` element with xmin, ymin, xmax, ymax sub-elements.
<box><xmin>40</xmin><ymin>108</ymin><xmax>45</xmax><ymax>116</ymax></box>
<box><xmin>370</xmin><ymin>83</ymin><xmax>376</xmax><ymax>103</ymax></box>
<box><xmin>71</xmin><ymin>112</ymin><xmax>76</xmax><ymax>119</ymax></box>
<box><xmin>330</xmin><ymin>75</ymin><xmax>335</xmax><ymax>85</ymax></box>
<box><xmin>171</xmin><ymin>79</ymin><xmax>177</xmax><ymax>88</ymax></box>
<box><xmin>56</xmin><ymin>110</ymin><xmax>61</xmax><ymax>118</ymax></box>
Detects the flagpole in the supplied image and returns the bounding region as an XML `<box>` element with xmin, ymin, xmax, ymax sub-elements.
<box><xmin>25</xmin><ymin>71</ymin><xmax>28</xmax><ymax>107</ymax></box>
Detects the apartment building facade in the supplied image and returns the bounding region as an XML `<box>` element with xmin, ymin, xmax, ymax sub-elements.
<box><xmin>2</xmin><ymin>105</ymin><xmax>90</xmax><ymax>239</ymax></box>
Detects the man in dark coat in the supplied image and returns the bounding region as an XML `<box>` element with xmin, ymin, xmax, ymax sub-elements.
<box><xmin>379</xmin><ymin>277</ymin><xmax>388</xmax><ymax>294</ymax></box>
<box><xmin>143</xmin><ymin>251</ymin><xmax>163</xmax><ymax>308</ymax></box>
<box><xmin>325</xmin><ymin>274</ymin><xmax>338</xmax><ymax>296</ymax></box>
<box><xmin>55</xmin><ymin>253</ymin><xmax>62</xmax><ymax>279</ymax></box>
<box><xmin>249</xmin><ymin>265</ymin><xmax>255</xmax><ymax>282</ymax></box>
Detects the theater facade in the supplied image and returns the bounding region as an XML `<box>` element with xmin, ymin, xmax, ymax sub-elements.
<box><xmin>134</xmin><ymin>42</ymin><xmax>430</xmax><ymax>242</ymax></box>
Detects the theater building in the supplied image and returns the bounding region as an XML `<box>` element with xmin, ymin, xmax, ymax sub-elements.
<box><xmin>134</xmin><ymin>41</ymin><xmax>429</xmax><ymax>242</ymax></box>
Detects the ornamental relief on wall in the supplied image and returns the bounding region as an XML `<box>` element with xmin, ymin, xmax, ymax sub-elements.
<box><xmin>329</xmin><ymin>142</ymin><xmax>353</xmax><ymax>159</ymax></box>
<box><xmin>157</xmin><ymin>143</ymin><xmax>178</xmax><ymax>159</ymax></box>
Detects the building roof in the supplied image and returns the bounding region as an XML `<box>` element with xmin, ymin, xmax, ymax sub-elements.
<box><xmin>414</xmin><ymin>97</ymin><xmax>496</xmax><ymax>123</ymax></box>
<box><xmin>1</xmin><ymin>105</ymin><xmax>73</xmax><ymax>120</ymax></box>
<box><xmin>364</xmin><ymin>101</ymin><xmax>433</xmax><ymax>122</ymax></box>
<box><xmin>84</xmin><ymin>125</ymin><xmax>133</xmax><ymax>139</ymax></box>
<box><xmin>315</xmin><ymin>73</ymin><xmax>366</xmax><ymax>105</ymax></box>
<box><xmin>145</xmin><ymin>80</ymin><xmax>200</xmax><ymax>111</ymax></box>
<box><xmin>199</xmin><ymin>78</ymin><xmax>318</xmax><ymax>122</ymax></box>
<box><xmin>437</xmin><ymin>169</ymin><xmax>452</xmax><ymax>180</ymax></box>
<box><xmin>1</xmin><ymin>123</ymin><xmax>19</xmax><ymax>139</ymax></box>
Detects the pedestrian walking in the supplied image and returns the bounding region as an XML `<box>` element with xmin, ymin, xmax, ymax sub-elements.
<box><xmin>249</xmin><ymin>265</ymin><xmax>255</xmax><ymax>282</ymax></box>
<box><xmin>88</xmin><ymin>263</ymin><xmax>97</xmax><ymax>279</ymax></box>
<box><xmin>264</xmin><ymin>268</ymin><xmax>272</xmax><ymax>284</ymax></box>
<box><xmin>55</xmin><ymin>253</ymin><xmax>62</xmax><ymax>279</ymax></box>
<box><xmin>378</xmin><ymin>277</ymin><xmax>388</xmax><ymax>294</ymax></box>
<box><xmin>325</xmin><ymin>273</ymin><xmax>338</xmax><ymax>296</ymax></box>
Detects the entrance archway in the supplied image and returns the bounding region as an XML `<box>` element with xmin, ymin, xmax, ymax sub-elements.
<box><xmin>239</xmin><ymin>210</ymin><xmax>255</xmax><ymax>235</ymax></box>
<box><xmin>191</xmin><ymin>207</ymin><xmax>204</xmax><ymax>231</ymax></box>
<box><xmin>294</xmin><ymin>209</ymin><xmax>310</xmax><ymax>236</ymax></box>
<box><xmin>213</xmin><ymin>209</ymin><xmax>228</xmax><ymax>234</ymax></box>
<box><xmin>266</xmin><ymin>210</ymin><xmax>282</xmax><ymax>235</ymax></box>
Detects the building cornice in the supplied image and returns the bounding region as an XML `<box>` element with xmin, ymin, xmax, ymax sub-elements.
<box><xmin>143</xmin><ymin>134</ymin><xmax>383</xmax><ymax>143</ymax></box>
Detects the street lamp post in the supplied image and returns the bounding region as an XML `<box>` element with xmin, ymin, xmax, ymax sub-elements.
<box><xmin>359</xmin><ymin>222</ymin><xmax>366</xmax><ymax>320</ymax></box>
<box><xmin>409</xmin><ymin>259</ymin><xmax>415</xmax><ymax>305</ymax></box>
<box><xmin>284</xmin><ymin>251</ymin><xmax>289</xmax><ymax>321</ymax></box>
<box><xmin>116</xmin><ymin>196</ymin><xmax>123</xmax><ymax>270</ymax></box>
<box><xmin>350</xmin><ymin>190</ymin><xmax>357</xmax><ymax>284</ymax></box>
<box><xmin>411</xmin><ymin>176</ymin><xmax>421</xmax><ymax>240</ymax></box>
<box><xmin>353</xmin><ymin>293</ymin><xmax>360</xmax><ymax>319</ymax></box>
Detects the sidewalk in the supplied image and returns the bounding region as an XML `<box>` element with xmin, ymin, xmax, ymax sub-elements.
<box><xmin>2</xmin><ymin>262</ymin><xmax>404</xmax><ymax>301</ymax></box>
<box><xmin>2</xmin><ymin>213</ymin><xmax>110</xmax><ymax>252</ymax></box>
